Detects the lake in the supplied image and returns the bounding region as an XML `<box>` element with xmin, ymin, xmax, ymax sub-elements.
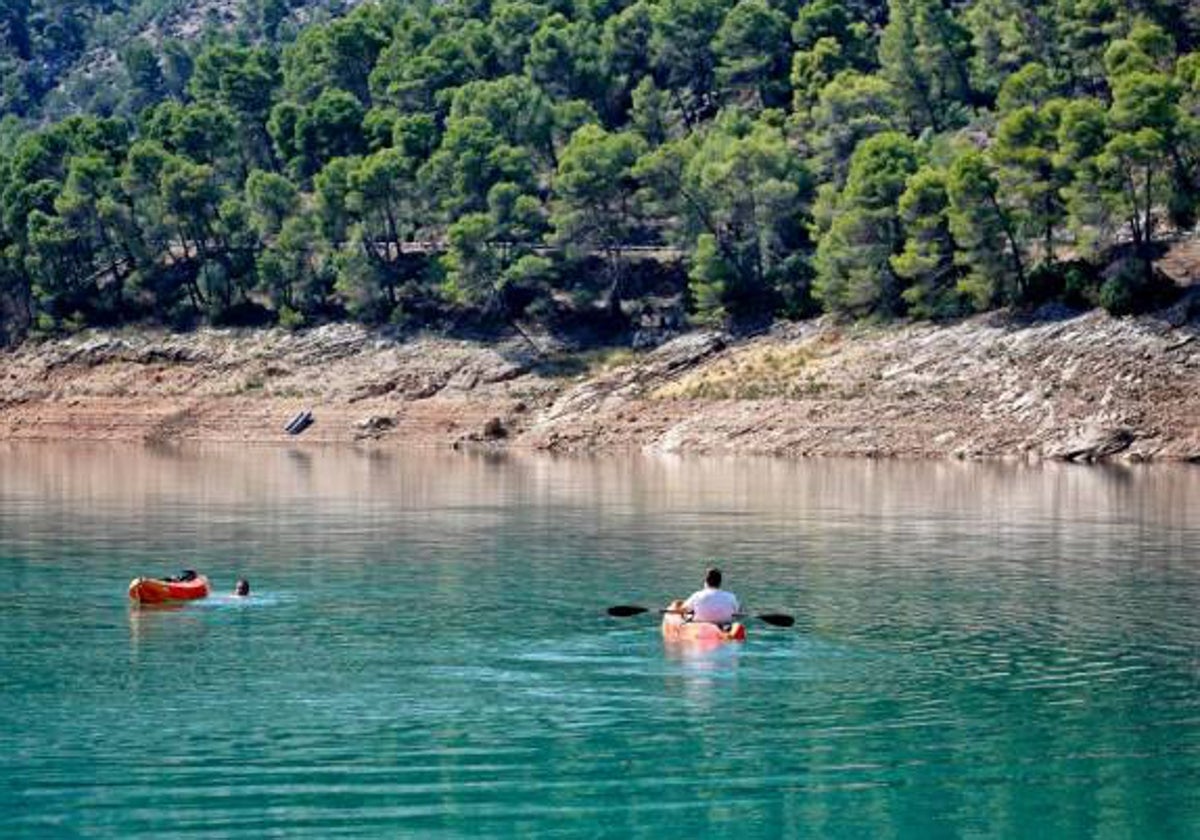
<box><xmin>1</xmin><ymin>444</ymin><xmax>1198</xmax><ymax>837</ymax></box>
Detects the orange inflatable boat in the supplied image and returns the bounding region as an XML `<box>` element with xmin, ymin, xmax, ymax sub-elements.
<box><xmin>661</xmin><ymin>611</ymin><xmax>747</xmax><ymax>643</ymax></box>
<box><xmin>128</xmin><ymin>574</ymin><xmax>211</xmax><ymax>605</ymax></box>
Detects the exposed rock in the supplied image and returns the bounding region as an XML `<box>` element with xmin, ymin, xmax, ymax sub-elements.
<box><xmin>482</xmin><ymin>417</ymin><xmax>508</xmax><ymax>439</ymax></box>
<box><xmin>0</xmin><ymin>313</ymin><xmax>1196</xmax><ymax>461</ymax></box>
<box><xmin>452</xmin><ymin>416</ymin><xmax>510</xmax><ymax>448</ymax></box>
<box><xmin>443</xmin><ymin>357</ymin><xmax>526</xmax><ymax>392</ymax></box>
<box><xmin>447</xmin><ymin>366</ymin><xmax>480</xmax><ymax>391</ymax></box>
<box><xmin>349</xmin><ymin>380</ymin><xmax>397</xmax><ymax>403</ymax></box>
<box><xmin>1046</xmin><ymin>425</ymin><xmax>1137</xmax><ymax>462</ymax></box>
<box><xmin>354</xmin><ymin>414</ymin><xmax>396</xmax><ymax>441</ymax></box>
<box><xmin>356</xmin><ymin>415</ymin><xmax>396</xmax><ymax>432</ymax></box>
<box><xmin>534</xmin><ymin>331</ymin><xmax>727</xmax><ymax>423</ymax></box>
<box><xmin>406</xmin><ymin>376</ymin><xmax>447</xmax><ymax>400</ymax></box>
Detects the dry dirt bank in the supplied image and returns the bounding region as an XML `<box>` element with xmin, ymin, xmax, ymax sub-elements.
<box><xmin>1</xmin><ymin>303</ymin><xmax>1197</xmax><ymax>462</ymax></box>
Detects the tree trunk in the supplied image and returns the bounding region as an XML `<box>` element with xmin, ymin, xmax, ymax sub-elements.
<box><xmin>1142</xmin><ymin>166</ymin><xmax>1155</xmax><ymax>283</ymax></box>
<box><xmin>986</xmin><ymin>191</ymin><xmax>1025</xmax><ymax>303</ymax></box>
<box><xmin>605</xmin><ymin>247</ymin><xmax>625</xmax><ymax>322</ymax></box>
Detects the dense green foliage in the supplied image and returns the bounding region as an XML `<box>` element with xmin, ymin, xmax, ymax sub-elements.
<box><xmin>2</xmin><ymin>0</ymin><xmax>1199</xmax><ymax>344</ymax></box>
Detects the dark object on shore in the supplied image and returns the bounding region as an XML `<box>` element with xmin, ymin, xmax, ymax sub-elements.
<box><xmin>285</xmin><ymin>410</ymin><xmax>313</xmax><ymax>435</ymax></box>
<box><xmin>482</xmin><ymin>417</ymin><xmax>507</xmax><ymax>439</ymax></box>
<box><xmin>234</xmin><ymin>579</ymin><xmax>250</xmax><ymax>597</ymax></box>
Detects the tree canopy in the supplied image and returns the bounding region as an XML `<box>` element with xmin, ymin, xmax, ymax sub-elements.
<box><xmin>2</xmin><ymin>0</ymin><xmax>1198</xmax><ymax>344</ymax></box>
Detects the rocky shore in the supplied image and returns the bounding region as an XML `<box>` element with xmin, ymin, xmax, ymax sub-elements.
<box><xmin>1</xmin><ymin>301</ymin><xmax>1197</xmax><ymax>462</ymax></box>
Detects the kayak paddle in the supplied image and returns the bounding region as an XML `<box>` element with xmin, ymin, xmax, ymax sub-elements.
<box><xmin>741</xmin><ymin>612</ymin><xmax>795</xmax><ymax>628</ymax></box>
<box><xmin>607</xmin><ymin>605</ymin><xmax>652</xmax><ymax>617</ymax></box>
<box><xmin>606</xmin><ymin>604</ymin><xmax>795</xmax><ymax>627</ymax></box>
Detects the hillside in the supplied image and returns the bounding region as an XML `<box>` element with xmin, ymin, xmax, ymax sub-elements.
<box><xmin>3</xmin><ymin>0</ymin><xmax>1200</xmax><ymax>352</ymax></box>
<box><xmin>0</xmin><ymin>1</ymin><xmax>349</xmax><ymax>121</ymax></box>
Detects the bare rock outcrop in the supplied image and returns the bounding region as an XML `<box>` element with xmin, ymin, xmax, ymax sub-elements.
<box><xmin>0</xmin><ymin>309</ymin><xmax>1196</xmax><ymax>461</ymax></box>
<box><xmin>1046</xmin><ymin>424</ymin><xmax>1137</xmax><ymax>462</ymax></box>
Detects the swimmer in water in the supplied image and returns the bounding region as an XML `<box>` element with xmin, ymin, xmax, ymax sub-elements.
<box><xmin>233</xmin><ymin>579</ymin><xmax>250</xmax><ymax>597</ymax></box>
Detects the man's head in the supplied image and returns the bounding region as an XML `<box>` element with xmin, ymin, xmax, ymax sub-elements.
<box><xmin>705</xmin><ymin>567</ymin><xmax>722</xmax><ymax>588</ymax></box>
<box><xmin>234</xmin><ymin>579</ymin><xmax>250</xmax><ymax>597</ymax></box>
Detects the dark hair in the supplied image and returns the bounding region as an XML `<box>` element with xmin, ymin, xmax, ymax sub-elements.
<box><xmin>705</xmin><ymin>567</ymin><xmax>722</xmax><ymax>588</ymax></box>
<box><xmin>234</xmin><ymin>579</ymin><xmax>250</xmax><ymax>596</ymax></box>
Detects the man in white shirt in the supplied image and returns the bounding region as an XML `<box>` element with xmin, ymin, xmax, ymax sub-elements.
<box><xmin>680</xmin><ymin>567</ymin><xmax>740</xmax><ymax>625</ymax></box>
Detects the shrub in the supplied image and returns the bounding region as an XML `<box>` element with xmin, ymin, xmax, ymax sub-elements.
<box><xmin>1021</xmin><ymin>260</ymin><xmax>1100</xmax><ymax>309</ymax></box>
<box><xmin>1099</xmin><ymin>260</ymin><xmax>1179</xmax><ymax>316</ymax></box>
<box><xmin>278</xmin><ymin>305</ymin><xmax>306</xmax><ymax>331</ymax></box>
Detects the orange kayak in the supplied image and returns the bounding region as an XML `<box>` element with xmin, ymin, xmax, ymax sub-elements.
<box><xmin>661</xmin><ymin>611</ymin><xmax>747</xmax><ymax>643</ymax></box>
<box><xmin>128</xmin><ymin>575</ymin><xmax>210</xmax><ymax>605</ymax></box>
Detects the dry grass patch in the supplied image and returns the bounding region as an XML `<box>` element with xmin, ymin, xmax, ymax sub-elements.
<box><xmin>653</xmin><ymin>344</ymin><xmax>824</xmax><ymax>400</ymax></box>
<box><xmin>536</xmin><ymin>347</ymin><xmax>640</xmax><ymax>379</ymax></box>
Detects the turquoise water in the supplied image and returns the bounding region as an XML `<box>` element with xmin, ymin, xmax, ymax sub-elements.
<box><xmin>1</xmin><ymin>444</ymin><xmax>1198</xmax><ymax>838</ymax></box>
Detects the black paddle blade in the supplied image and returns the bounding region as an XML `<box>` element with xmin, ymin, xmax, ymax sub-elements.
<box><xmin>607</xmin><ymin>605</ymin><xmax>651</xmax><ymax>617</ymax></box>
<box><xmin>756</xmin><ymin>613</ymin><xmax>795</xmax><ymax>628</ymax></box>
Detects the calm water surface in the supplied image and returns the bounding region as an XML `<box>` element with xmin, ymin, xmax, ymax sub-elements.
<box><xmin>1</xmin><ymin>444</ymin><xmax>1198</xmax><ymax>838</ymax></box>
